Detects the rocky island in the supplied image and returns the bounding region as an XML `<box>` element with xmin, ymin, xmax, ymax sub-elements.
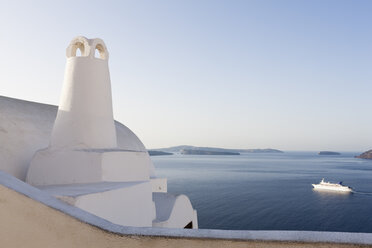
<box><xmin>152</xmin><ymin>145</ymin><xmax>283</xmax><ymax>154</ymax></box>
<box><xmin>355</xmin><ymin>150</ymin><xmax>372</xmax><ymax>159</ymax></box>
<box><xmin>180</xmin><ymin>149</ymin><xmax>239</xmax><ymax>155</ymax></box>
<box><xmin>318</xmin><ymin>151</ymin><xmax>341</xmax><ymax>155</ymax></box>
<box><xmin>148</xmin><ymin>150</ymin><xmax>173</xmax><ymax>156</ymax></box>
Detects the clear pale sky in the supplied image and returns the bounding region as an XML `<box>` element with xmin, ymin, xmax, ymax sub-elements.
<box><xmin>0</xmin><ymin>0</ymin><xmax>371</xmax><ymax>151</ymax></box>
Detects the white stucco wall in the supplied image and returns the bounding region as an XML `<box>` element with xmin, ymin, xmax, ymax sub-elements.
<box><xmin>0</xmin><ymin>96</ymin><xmax>55</xmax><ymax>180</ymax></box>
<box><xmin>74</xmin><ymin>182</ymin><xmax>153</xmax><ymax>227</ymax></box>
<box><xmin>41</xmin><ymin>181</ymin><xmax>154</xmax><ymax>227</ymax></box>
<box><xmin>151</xmin><ymin>178</ymin><xmax>167</xmax><ymax>193</ymax></box>
<box><xmin>101</xmin><ymin>151</ymin><xmax>151</xmax><ymax>182</ymax></box>
<box><xmin>27</xmin><ymin>149</ymin><xmax>151</xmax><ymax>186</ymax></box>
<box><xmin>0</xmin><ymin>95</ymin><xmax>155</xmax><ymax>181</ymax></box>
<box><xmin>153</xmin><ymin>193</ymin><xmax>197</xmax><ymax>229</ymax></box>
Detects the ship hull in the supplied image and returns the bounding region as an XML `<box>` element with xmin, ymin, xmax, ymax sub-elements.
<box><xmin>312</xmin><ymin>184</ymin><xmax>352</xmax><ymax>193</ymax></box>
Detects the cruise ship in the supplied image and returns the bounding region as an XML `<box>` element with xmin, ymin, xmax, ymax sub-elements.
<box><xmin>312</xmin><ymin>178</ymin><xmax>352</xmax><ymax>193</ymax></box>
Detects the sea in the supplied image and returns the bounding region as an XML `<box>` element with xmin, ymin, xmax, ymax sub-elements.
<box><xmin>151</xmin><ymin>151</ymin><xmax>372</xmax><ymax>232</ymax></box>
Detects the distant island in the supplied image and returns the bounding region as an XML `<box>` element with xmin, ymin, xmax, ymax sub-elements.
<box><xmin>355</xmin><ymin>150</ymin><xmax>372</xmax><ymax>159</ymax></box>
<box><xmin>148</xmin><ymin>150</ymin><xmax>173</xmax><ymax>156</ymax></box>
<box><xmin>318</xmin><ymin>151</ymin><xmax>341</xmax><ymax>155</ymax></box>
<box><xmin>149</xmin><ymin>145</ymin><xmax>283</xmax><ymax>155</ymax></box>
<box><xmin>180</xmin><ymin>149</ymin><xmax>239</xmax><ymax>156</ymax></box>
<box><xmin>241</xmin><ymin>149</ymin><xmax>283</xmax><ymax>153</ymax></box>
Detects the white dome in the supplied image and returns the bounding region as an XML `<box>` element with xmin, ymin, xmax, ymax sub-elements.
<box><xmin>115</xmin><ymin>121</ymin><xmax>147</xmax><ymax>152</ymax></box>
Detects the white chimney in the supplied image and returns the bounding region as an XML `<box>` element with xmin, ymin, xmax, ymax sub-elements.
<box><xmin>51</xmin><ymin>36</ymin><xmax>117</xmax><ymax>149</ymax></box>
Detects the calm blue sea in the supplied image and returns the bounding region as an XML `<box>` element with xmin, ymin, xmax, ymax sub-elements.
<box><xmin>151</xmin><ymin>152</ymin><xmax>372</xmax><ymax>232</ymax></box>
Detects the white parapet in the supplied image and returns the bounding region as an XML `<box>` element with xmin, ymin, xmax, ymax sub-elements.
<box><xmin>27</xmin><ymin>149</ymin><xmax>151</xmax><ymax>186</ymax></box>
<box><xmin>153</xmin><ymin>193</ymin><xmax>198</xmax><ymax>229</ymax></box>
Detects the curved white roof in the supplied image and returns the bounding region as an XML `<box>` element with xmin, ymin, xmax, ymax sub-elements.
<box><xmin>115</xmin><ymin>121</ymin><xmax>147</xmax><ymax>152</ymax></box>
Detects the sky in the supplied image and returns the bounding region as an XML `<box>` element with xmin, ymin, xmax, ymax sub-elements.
<box><xmin>0</xmin><ymin>0</ymin><xmax>371</xmax><ymax>151</ymax></box>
